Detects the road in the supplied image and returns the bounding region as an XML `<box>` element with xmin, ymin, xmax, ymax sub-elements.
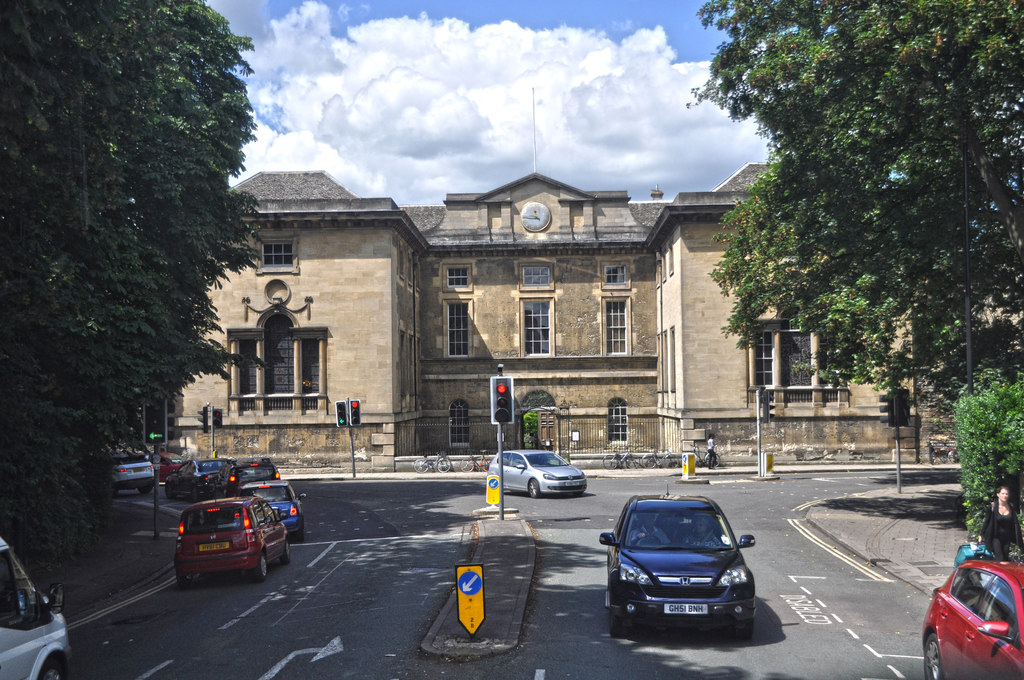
<box><xmin>71</xmin><ymin>471</ymin><xmax>944</xmax><ymax>679</ymax></box>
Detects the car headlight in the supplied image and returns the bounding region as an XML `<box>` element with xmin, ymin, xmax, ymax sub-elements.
<box><xmin>717</xmin><ymin>565</ymin><xmax>749</xmax><ymax>586</ymax></box>
<box><xmin>619</xmin><ymin>564</ymin><xmax>653</xmax><ymax>585</ymax></box>
<box><xmin>543</xmin><ymin>473</ymin><xmax>558</xmax><ymax>480</ymax></box>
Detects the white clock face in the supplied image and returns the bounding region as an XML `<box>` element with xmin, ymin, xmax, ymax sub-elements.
<box><xmin>521</xmin><ymin>201</ymin><xmax>551</xmax><ymax>231</ymax></box>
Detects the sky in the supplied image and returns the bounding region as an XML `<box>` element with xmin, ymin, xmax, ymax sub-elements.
<box><xmin>206</xmin><ymin>0</ymin><xmax>768</xmax><ymax>205</ymax></box>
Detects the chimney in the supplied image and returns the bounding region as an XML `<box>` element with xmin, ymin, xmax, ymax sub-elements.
<box><xmin>651</xmin><ymin>184</ymin><xmax>664</xmax><ymax>200</ymax></box>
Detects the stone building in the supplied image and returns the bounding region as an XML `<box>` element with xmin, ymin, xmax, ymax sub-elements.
<box><xmin>172</xmin><ymin>165</ymin><xmax>914</xmax><ymax>469</ymax></box>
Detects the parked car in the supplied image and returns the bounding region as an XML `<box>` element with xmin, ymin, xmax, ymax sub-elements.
<box><xmin>164</xmin><ymin>459</ymin><xmax>230</xmax><ymax>502</ymax></box>
<box><xmin>225</xmin><ymin>458</ymin><xmax>280</xmax><ymax>497</ymax></box>
<box><xmin>487</xmin><ymin>449</ymin><xmax>587</xmax><ymax>498</ymax></box>
<box><xmin>923</xmin><ymin>559</ymin><xmax>1024</xmax><ymax>679</ymax></box>
<box><xmin>239</xmin><ymin>481</ymin><xmax>306</xmax><ymax>542</ymax></box>
<box><xmin>599</xmin><ymin>495</ymin><xmax>756</xmax><ymax>639</ymax></box>
<box><xmin>156</xmin><ymin>454</ymin><xmax>183</xmax><ymax>483</ymax></box>
<box><xmin>111</xmin><ymin>452</ymin><xmax>154</xmax><ymax>495</ymax></box>
<box><xmin>174</xmin><ymin>496</ymin><xmax>290</xmax><ymax>588</ymax></box>
<box><xmin>0</xmin><ymin>534</ymin><xmax>71</xmax><ymax>680</ymax></box>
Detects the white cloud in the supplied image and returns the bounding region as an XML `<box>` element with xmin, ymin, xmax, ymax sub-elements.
<box><xmin>211</xmin><ymin>1</ymin><xmax>766</xmax><ymax>204</ymax></box>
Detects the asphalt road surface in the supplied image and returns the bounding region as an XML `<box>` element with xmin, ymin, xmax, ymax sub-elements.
<box><xmin>73</xmin><ymin>471</ymin><xmax>940</xmax><ymax>680</ymax></box>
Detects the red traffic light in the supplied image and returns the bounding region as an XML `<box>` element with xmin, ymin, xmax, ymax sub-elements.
<box><xmin>495</xmin><ymin>384</ymin><xmax>507</xmax><ymax>395</ymax></box>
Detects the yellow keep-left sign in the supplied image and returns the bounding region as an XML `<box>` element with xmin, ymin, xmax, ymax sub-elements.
<box><xmin>486</xmin><ymin>475</ymin><xmax>501</xmax><ymax>505</ymax></box>
<box><xmin>456</xmin><ymin>564</ymin><xmax>485</xmax><ymax>636</ymax></box>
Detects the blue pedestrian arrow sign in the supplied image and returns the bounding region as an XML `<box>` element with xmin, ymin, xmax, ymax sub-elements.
<box><xmin>455</xmin><ymin>564</ymin><xmax>485</xmax><ymax>636</ymax></box>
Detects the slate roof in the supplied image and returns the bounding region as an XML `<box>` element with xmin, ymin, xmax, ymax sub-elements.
<box><xmin>712</xmin><ymin>162</ymin><xmax>768</xmax><ymax>192</ymax></box>
<box><xmin>235</xmin><ymin>171</ymin><xmax>359</xmax><ymax>201</ymax></box>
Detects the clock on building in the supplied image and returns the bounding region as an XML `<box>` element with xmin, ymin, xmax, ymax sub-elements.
<box><xmin>521</xmin><ymin>201</ymin><xmax>551</xmax><ymax>231</ymax></box>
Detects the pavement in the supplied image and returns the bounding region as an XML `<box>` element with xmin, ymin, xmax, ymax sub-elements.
<box><xmin>30</xmin><ymin>462</ymin><xmax>966</xmax><ymax>657</ymax></box>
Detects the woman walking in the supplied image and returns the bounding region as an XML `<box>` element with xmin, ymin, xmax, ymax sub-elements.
<box><xmin>981</xmin><ymin>485</ymin><xmax>1023</xmax><ymax>561</ymax></box>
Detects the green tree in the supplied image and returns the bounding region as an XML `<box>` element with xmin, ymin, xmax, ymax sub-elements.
<box><xmin>0</xmin><ymin>0</ymin><xmax>256</xmax><ymax>564</ymax></box>
<box><xmin>698</xmin><ymin>0</ymin><xmax>1024</xmax><ymax>396</ymax></box>
<box><xmin>954</xmin><ymin>375</ymin><xmax>1024</xmax><ymax>535</ymax></box>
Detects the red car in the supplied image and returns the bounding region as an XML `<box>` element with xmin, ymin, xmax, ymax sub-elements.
<box><xmin>157</xmin><ymin>454</ymin><xmax>183</xmax><ymax>483</ymax></box>
<box><xmin>923</xmin><ymin>559</ymin><xmax>1024</xmax><ymax>679</ymax></box>
<box><xmin>174</xmin><ymin>496</ymin><xmax>290</xmax><ymax>588</ymax></box>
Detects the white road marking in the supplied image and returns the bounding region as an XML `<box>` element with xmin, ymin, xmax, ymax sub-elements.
<box><xmin>134</xmin><ymin>660</ymin><xmax>173</xmax><ymax>680</ymax></box>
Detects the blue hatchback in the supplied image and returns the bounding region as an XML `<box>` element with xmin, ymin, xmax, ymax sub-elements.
<box><xmin>238</xmin><ymin>480</ymin><xmax>307</xmax><ymax>542</ymax></box>
<box><xmin>600</xmin><ymin>495</ymin><xmax>756</xmax><ymax>639</ymax></box>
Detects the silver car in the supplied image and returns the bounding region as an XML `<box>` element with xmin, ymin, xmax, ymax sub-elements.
<box><xmin>488</xmin><ymin>449</ymin><xmax>587</xmax><ymax>498</ymax></box>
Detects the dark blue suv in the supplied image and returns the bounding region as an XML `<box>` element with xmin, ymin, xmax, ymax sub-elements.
<box><xmin>599</xmin><ymin>495</ymin><xmax>756</xmax><ymax>639</ymax></box>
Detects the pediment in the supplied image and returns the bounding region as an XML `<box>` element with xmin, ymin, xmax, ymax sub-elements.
<box><xmin>446</xmin><ymin>173</ymin><xmax>596</xmax><ymax>204</ymax></box>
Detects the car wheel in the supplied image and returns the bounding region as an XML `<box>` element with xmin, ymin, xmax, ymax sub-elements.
<box><xmin>609</xmin><ymin>610</ymin><xmax>628</xmax><ymax>638</ymax></box>
<box><xmin>924</xmin><ymin>633</ymin><xmax>946</xmax><ymax>680</ymax></box>
<box><xmin>38</xmin><ymin>655</ymin><xmax>64</xmax><ymax>680</ymax></box>
<box><xmin>527</xmin><ymin>479</ymin><xmax>542</xmax><ymax>498</ymax></box>
<box><xmin>293</xmin><ymin>522</ymin><xmax>306</xmax><ymax>543</ymax></box>
<box><xmin>164</xmin><ymin>484</ymin><xmax>173</xmax><ymax>499</ymax></box>
<box><xmin>250</xmin><ymin>552</ymin><xmax>268</xmax><ymax>583</ymax></box>
<box><xmin>190</xmin><ymin>486</ymin><xmax>199</xmax><ymax>503</ymax></box>
<box><xmin>176</xmin><ymin>571</ymin><xmax>192</xmax><ymax>590</ymax></box>
<box><xmin>734</xmin><ymin>620</ymin><xmax>754</xmax><ymax>640</ymax></box>
<box><xmin>279</xmin><ymin>539</ymin><xmax>291</xmax><ymax>565</ymax></box>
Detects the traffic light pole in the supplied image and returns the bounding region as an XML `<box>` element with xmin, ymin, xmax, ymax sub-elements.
<box><xmin>349</xmin><ymin>422</ymin><xmax>356</xmax><ymax>480</ymax></box>
<box><xmin>755</xmin><ymin>388</ymin><xmax>764</xmax><ymax>477</ymax></box>
<box><xmin>497</xmin><ymin>424</ymin><xmax>505</xmax><ymax>521</ymax></box>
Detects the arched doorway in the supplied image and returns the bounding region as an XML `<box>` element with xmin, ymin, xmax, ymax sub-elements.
<box><xmin>520</xmin><ymin>390</ymin><xmax>556</xmax><ymax>450</ymax></box>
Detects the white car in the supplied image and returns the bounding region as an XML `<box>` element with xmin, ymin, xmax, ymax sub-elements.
<box><xmin>488</xmin><ymin>449</ymin><xmax>588</xmax><ymax>498</ymax></box>
<box><xmin>0</xmin><ymin>534</ymin><xmax>70</xmax><ymax>680</ymax></box>
<box><xmin>112</xmin><ymin>452</ymin><xmax>154</xmax><ymax>495</ymax></box>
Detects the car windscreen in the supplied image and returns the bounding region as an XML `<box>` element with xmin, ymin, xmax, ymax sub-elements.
<box><xmin>625</xmin><ymin>509</ymin><xmax>732</xmax><ymax>550</ymax></box>
<box><xmin>180</xmin><ymin>506</ymin><xmax>245</xmax><ymax>534</ymax></box>
<box><xmin>197</xmin><ymin>461</ymin><xmax>224</xmax><ymax>473</ymax></box>
<box><xmin>236</xmin><ymin>466</ymin><xmax>275</xmax><ymax>483</ymax></box>
<box><xmin>525</xmin><ymin>453</ymin><xmax>568</xmax><ymax>467</ymax></box>
<box><xmin>240</xmin><ymin>485</ymin><xmax>291</xmax><ymax>502</ymax></box>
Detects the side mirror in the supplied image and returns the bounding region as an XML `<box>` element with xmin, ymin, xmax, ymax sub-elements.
<box><xmin>515</xmin><ymin>463</ymin><xmax>527</xmax><ymax>470</ymax></box>
<box><xmin>738</xmin><ymin>535</ymin><xmax>756</xmax><ymax>548</ymax></box>
<box><xmin>979</xmin><ymin>620</ymin><xmax>1013</xmax><ymax>641</ymax></box>
<box><xmin>599</xmin><ymin>532</ymin><xmax>618</xmax><ymax>547</ymax></box>
<box><xmin>47</xmin><ymin>583</ymin><xmax>65</xmax><ymax>615</ymax></box>
<box><xmin>298</xmin><ymin>493</ymin><xmax>307</xmax><ymax>500</ymax></box>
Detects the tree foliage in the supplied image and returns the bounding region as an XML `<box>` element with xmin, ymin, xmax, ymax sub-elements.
<box><xmin>954</xmin><ymin>375</ymin><xmax>1024</xmax><ymax>536</ymax></box>
<box><xmin>698</xmin><ymin>0</ymin><xmax>1024</xmax><ymax>397</ymax></box>
<box><xmin>0</xmin><ymin>0</ymin><xmax>256</xmax><ymax>564</ymax></box>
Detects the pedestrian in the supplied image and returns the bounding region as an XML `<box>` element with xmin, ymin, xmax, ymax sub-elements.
<box><xmin>981</xmin><ymin>485</ymin><xmax>1023</xmax><ymax>561</ymax></box>
<box><xmin>706</xmin><ymin>435</ymin><xmax>715</xmax><ymax>455</ymax></box>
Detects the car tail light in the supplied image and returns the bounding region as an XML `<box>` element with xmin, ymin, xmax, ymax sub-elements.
<box><xmin>273</xmin><ymin>471</ymin><xmax>281</xmax><ymax>480</ymax></box>
<box><xmin>289</xmin><ymin>505</ymin><xmax>298</xmax><ymax>516</ymax></box>
<box><xmin>244</xmin><ymin>510</ymin><xmax>255</xmax><ymax>545</ymax></box>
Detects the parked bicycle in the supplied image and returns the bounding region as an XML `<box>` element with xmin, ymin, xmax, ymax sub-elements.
<box><xmin>641</xmin><ymin>451</ymin><xmax>678</xmax><ymax>468</ymax></box>
<box><xmin>603</xmin><ymin>450</ymin><xmax>643</xmax><ymax>470</ymax></box>
<box><xmin>460</xmin><ymin>452</ymin><xmax>489</xmax><ymax>472</ymax></box>
<box><xmin>691</xmin><ymin>443</ymin><xmax>719</xmax><ymax>469</ymax></box>
<box><xmin>414</xmin><ymin>451</ymin><xmax>453</xmax><ymax>473</ymax></box>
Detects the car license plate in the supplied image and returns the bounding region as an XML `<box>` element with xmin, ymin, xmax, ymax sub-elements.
<box><xmin>199</xmin><ymin>541</ymin><xmax>229</xmax><ymax>552</ymax></box>
<box><xmin>665</xmin><ymin>603</ymin><xmax>707</xmax><ymax>615</ymax></box>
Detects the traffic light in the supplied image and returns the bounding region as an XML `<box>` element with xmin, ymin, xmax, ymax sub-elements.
<box><xmin>879</xmin><ymin>394</ymin><xmax>895</xmax><ymax>426</ymax></box>
<box><xmin>761</xmin><ymin>391</ymin><xmax>775</xmax><ymax>424</ymax></box>
<box><xmin>490</xmin><ymin>376</ymin><xmax>514</xmax><ymax>425</ymax></box>
<box><xmin>200</xmin><ymin>406</ymin><xmax>209</xmax><ymax>433</ymax></box>
<box><xmin>893</xmin><ymin>389</ymin><xmax>911</xmax><ymax>428</ymax></box>
<box><xmin>212</xmin><ymin>408</ymin><xmax>223</xmax><ymax>428</ymax></box>
<box><xmin>349</xmin><ymin>399</ymin><xmax>361</xmax><ymax>425</ymax></box>
<box><xmin>335</xmin><ymin>399</ymin><xmax>349</xmax><ymax>427</ymax></box>
<box><xmin>144</xmin><ymin>403</ymin><xmax>164</xmax><ymax>442</ymax></box>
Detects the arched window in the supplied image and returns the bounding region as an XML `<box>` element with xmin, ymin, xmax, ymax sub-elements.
<box><xmin>608</xmin><ymin>397</ymin><xmax>627</xmax><ymax>443</ymax></box>
<box><xmin>449</xmin><ymin>400</ymin><xmax>469</xmax><ymax>448</ymax></box>
<box><xmin>264</xmin><ymin>315</ymin><xmax>294</xmax><ymax>394</ymax></box>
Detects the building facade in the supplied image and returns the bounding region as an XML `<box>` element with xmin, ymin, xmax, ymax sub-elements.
<box><xmin>172</xmin><ymin>166</ymin><xmax>914</xmax><ymax>469</ymax></box>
